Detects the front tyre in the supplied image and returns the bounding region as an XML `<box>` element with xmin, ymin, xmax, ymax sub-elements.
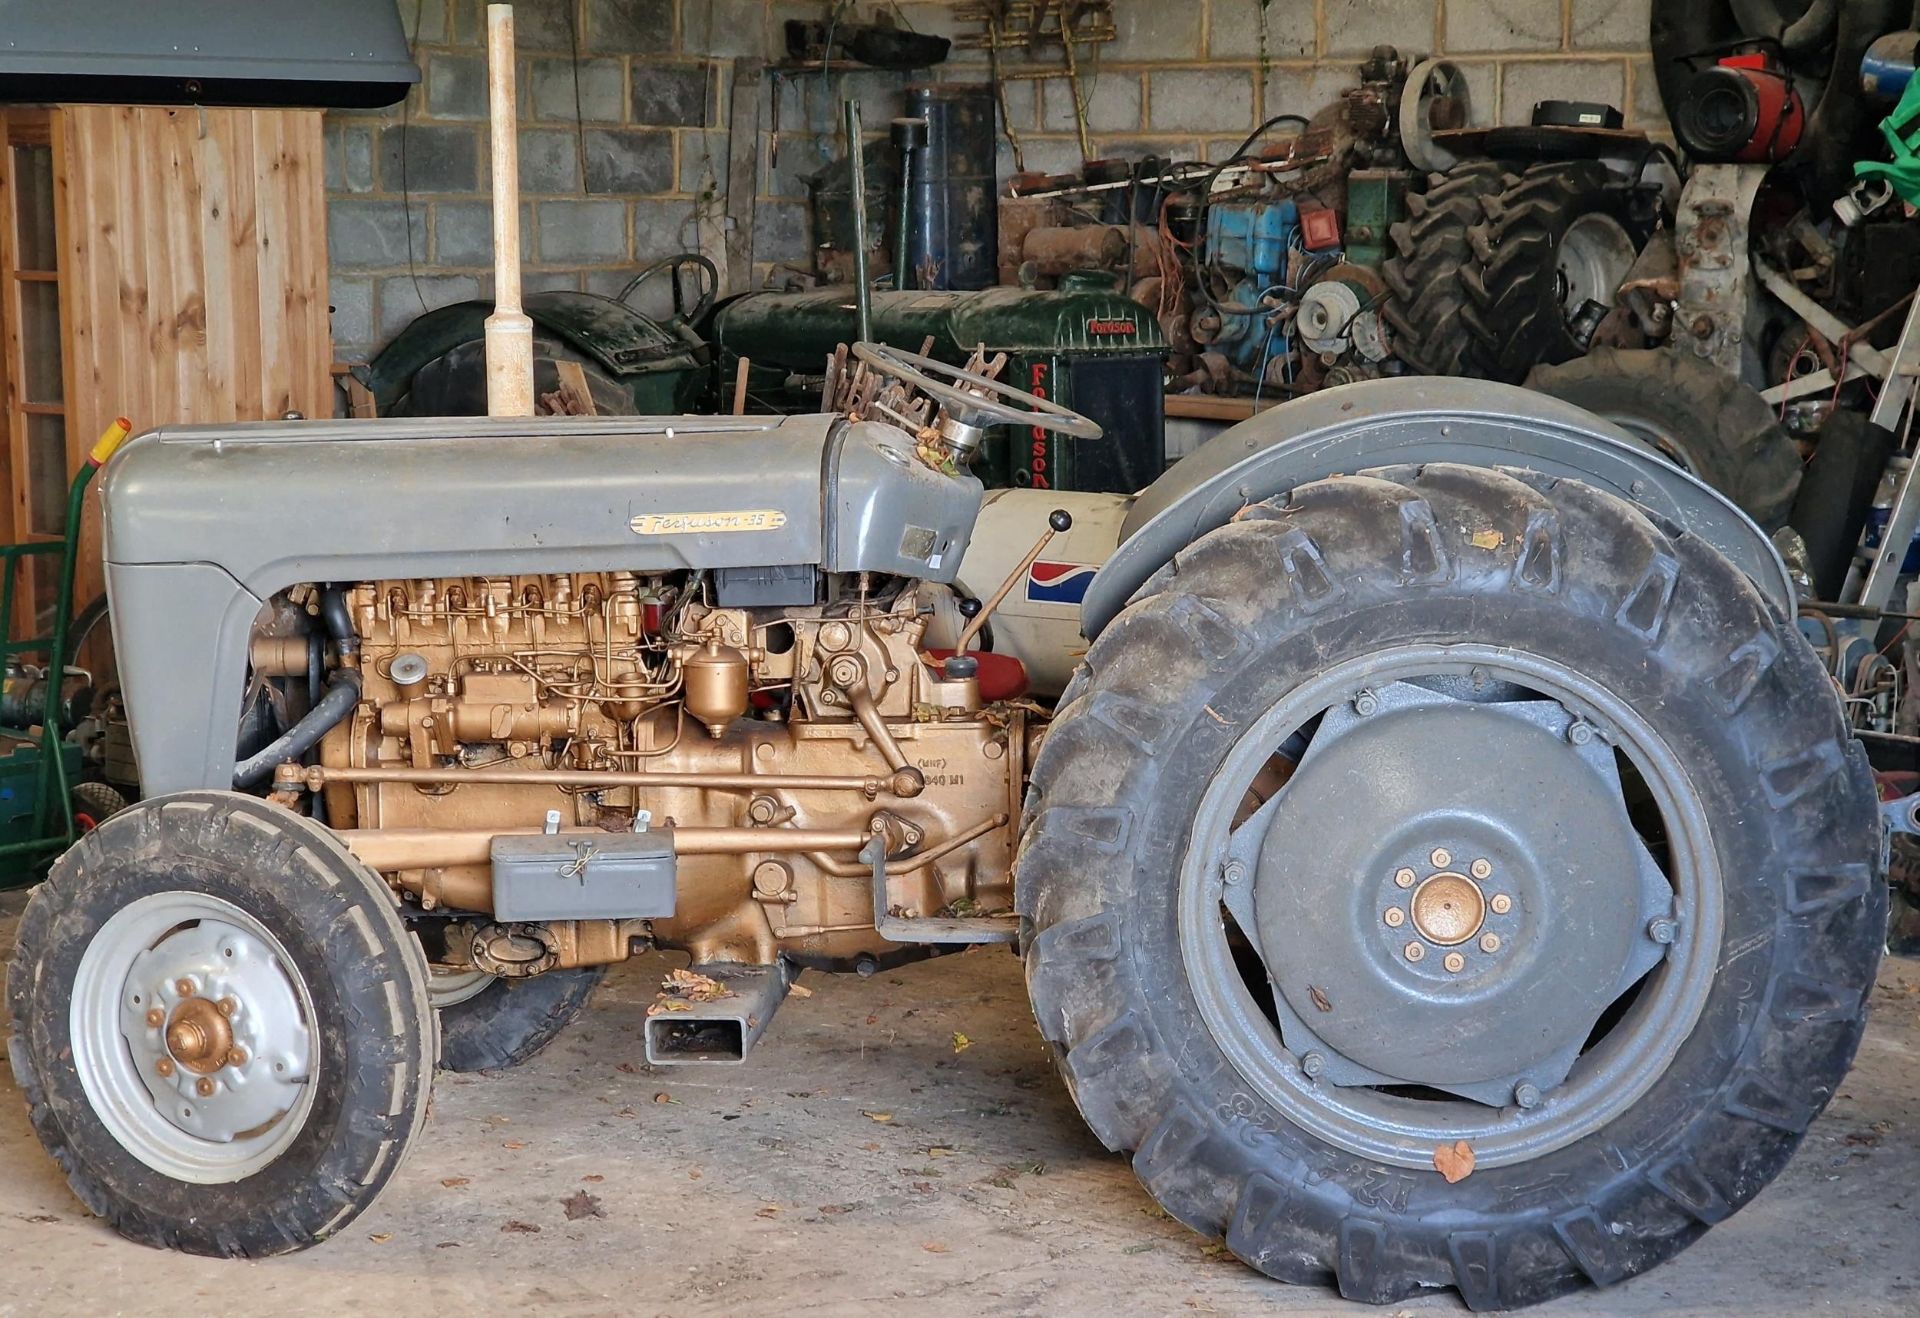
<box><xmin>1018</xmin><ymin>465</ymin><xmax>1883</xmax><ymax>1309</ymax></box>
<box><xmin>6</xmin><ymin>792</ymin><xmax>433</xmax><ymax>1256</ymax></box>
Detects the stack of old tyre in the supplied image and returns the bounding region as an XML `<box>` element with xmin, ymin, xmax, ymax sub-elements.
<box><xmin>1384</xmin><ymin>160</ymin><xmax>1803</xmax><ymax>531</ymax></box>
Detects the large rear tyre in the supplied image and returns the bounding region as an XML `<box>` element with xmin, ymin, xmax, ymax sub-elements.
<box><xmin>432</xmin><ymin>965</ymin><xmax>604</xmax><ymax>1073</ymax></box>
<box><xmin>1461</xmin><ymin>162</ymin><xmax>1645</xmax><ymax>383</ymax></box>
<box><xmin>1526</xmin><ymin>346</ymin><xmax>1803</xmax><ymax>531</ymax></box>
<box><xmin>1381</xmin><ymin>162</ymin><xmax>1510</xmax><ymax>377</ymax></box>
<box><xmin>6</xmin><ymin>791</ymin><xmax>433</xmax><ymax>1256</ymax></box>
<box><xmin>1019</xmin><ymin>464</ymin><xmax>1883</xmax><ymax>1309</ymax></box>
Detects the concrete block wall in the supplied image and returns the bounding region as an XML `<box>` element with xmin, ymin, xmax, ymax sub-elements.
<box><xmin>327</xmin><ymin>0</ymin><xmax>1662</xmax><ymax>360</ymax></box>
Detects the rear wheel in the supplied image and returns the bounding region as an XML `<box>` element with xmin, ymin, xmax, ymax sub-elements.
<box><xmin>1462</xmin><ymin>162</ymin><xmax>1645</xmax><ymax>383</ymax></box>
<box><xmin>1018</xmin><ymin>464</ymin><xmax>1883</xmax><ymax>1309</ymax></box>
<box><xmin>1382</xmin><ymin>162</ymin><xmax>1510</xmax><ymax>377</ymax></box>
<box><xmin>7</xmin><ymin>791</ymin><xmax>433</xmax><ymax>1255</ymax></box>
<box><xmin>433</xmin><ymin>965</ymin><xmax>604</xmax><ymax>1073</ymax></box>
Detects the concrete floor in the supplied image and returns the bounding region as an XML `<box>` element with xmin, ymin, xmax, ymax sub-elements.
<box><xmin>1</xmin><ymin>891</ymin><xmax>1916</xmax><ymax>1317</ymax></box>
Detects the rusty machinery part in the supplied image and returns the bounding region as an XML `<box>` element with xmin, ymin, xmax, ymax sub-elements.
<box><xmin>1019</xmin><ymin>463</ymin><xmax>1883</xmax><ymax>1309</ymax></box>
<box><xmin>1381</xmin><ymin>161</ymin><xmax>1511</xmax><ymax>377</ymax></box>
<box><xmin>1526</xmin><ymin>346</ymin><xmax>1803</xmax><ymax>531</ymax></box>
<box><xmin>1399</xmin><ymin>57</ymin><xmax>1473</xmax><ymax>174</ymax></box>
<box><xmin>291</xmin><ymin>572</ymin><xmax>1027</xmax><ymax>974</ymax></box>
<box><xmin>1461</xmin><ymin>161</ymin><xmax>1651</xmax><ymax>384</ymax></box>
<box><xmin>6</xmin><ymin>792</ymin><xmax>435</xmax><ymax>1254</ymax></box>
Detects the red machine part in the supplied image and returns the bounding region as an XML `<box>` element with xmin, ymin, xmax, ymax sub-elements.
<box><xmin>1298</xmin><ymin>201</ymin><xmax>1342</xmax><ymax>252</ymax></box>
<box><xmin>1674</xmin><ymin>53</ymin><xmax>1805</xmax><ymax>163</ymax></box>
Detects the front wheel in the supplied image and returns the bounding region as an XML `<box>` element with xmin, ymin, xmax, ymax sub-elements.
<box><xmin>1018</xmin><ymin>464</ymin><xmax>1884</xmax><ymax>1309</ymax></box>
<box><xmin>6</xmin><ymin>792</ymin><xmax>434</xmax><ymax>1256</ymax></box>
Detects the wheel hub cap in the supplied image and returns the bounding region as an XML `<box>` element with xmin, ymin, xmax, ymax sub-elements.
<box><xmin>163</xmin><ymin>996</ymin><xmax>234</xmax><ymax>1073</ymax></box>
<box><xmin>1408</xmin><ymin>871</ymin><xmax>1484</xmax><ymax>945</ymax></box>
<box><xmin>1248</xmin><ymin>681</ymin><xmax>1674</xmax><ymax>1105</ymax></box>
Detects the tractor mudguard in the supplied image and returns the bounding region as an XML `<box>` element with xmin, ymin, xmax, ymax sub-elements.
<box><xmin>1081</xmin><ymin>376</ymin><xmax>1793</xmax><ymax>641</ymax></box>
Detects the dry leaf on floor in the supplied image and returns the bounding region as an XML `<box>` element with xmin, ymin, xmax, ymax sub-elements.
<box><xmin>368</xmin><ymin>1232</ymin><xmax>392</xmax><ymax>1244</ymax></box>
<box><xmin>501</xmin><ymin>1220</ymin><xmax>542</xmax><ymax>1234</ymax></box>
<box><xmin>926</xmin><ymin>1146</ymin><xmax>956</xmax><ymax>1158</ymax></box>
<box><xmin>922</xmin><ymin>1241</ymin><xmax>950</xmax><ymax>1253</ymax></box>
<box><xmin>616</xmin><ymin>1061</ymin><xmax>639</xmax><ymax>1074</ymax></box>
<box><xmin>756</xmin><ymin>1205</ymin><xmax>780</xmax><ymax>1218</ymax></box>
<box><xmin>502</xmin><ymin>1140</ymin><xmax>526</xmax><ymax>1150</ymax></box>
<box><xmin>561</xmin><ymin>1190</ymin><xmax>605</xmax><ymax>1221</ymax></box>
<box><xmin>952</xmin><ymin>1032</ymin><xmax>972</xmax><ymax>1052</ymax></box>
<box><xmin>862</xmin><ymin>1110</ymin><xmax>894</xmax><ymax>1123</ymax></box>
<box><xmin>581</xmin><ymin>1174</ymin><xmax>604</xmax><ymax>1183</ymax></box>
<box><xmin>788</xmin><ymin>982</ymin><xmax>814</xmax><ymax>998</ymax></box>
<box><xmin>663</xmin><ymin>968</ymin><xmax>733</xmax><ymax>1002</ymax></box>
<box><xmin>654</xmin><ymin>1092</ymin><xmax>677</xmax><ymax>1104</ymax></box>
<box><xmin>440</xmin><ymin>1177</ymin><xmax>470</xmax><ymax>1188</ymax></box>
<box><xmin>646</xmin><ymin>998</ymin><xmax>693</xmax><ymax>1017</ymax></box>
<box><xmin>1434</xmin><ymin>1139</ymin><xmax>1475</xmax><ymax>1184</ymax></box>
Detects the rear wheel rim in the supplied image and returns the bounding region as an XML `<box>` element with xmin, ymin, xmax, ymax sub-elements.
<box><xmin>70</xmin><ymin>891</ymin><xmax>318</xmax><ymax>1184</ymax></box>
<box><xmin>1176</xmin><ymin>643</ymin><xmax>1722</xmax><ymax>1171</ymax></box>
<box><xmin>427</xmin><ymin>966</ymin><xmax>495</xmax><ymax>1009</ymax></box>
<box><xmin>1558</xmin><ymin>213</ymin><xmax>1636</xmax><ymax>317</ymax></box>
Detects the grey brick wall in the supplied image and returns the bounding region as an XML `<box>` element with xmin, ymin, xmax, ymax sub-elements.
<box><xmin>327</xmin><ymin>0</ymin><xmax>1660</xmax><ymax>359</ymax></box>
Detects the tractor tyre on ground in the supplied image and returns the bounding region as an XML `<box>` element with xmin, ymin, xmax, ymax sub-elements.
<box><xmin>1018</xmin><ymin>464</ymin><xmax>1883</xmax><ymax>1310</ymax></box>
<box><xmin>1382</xmin><ymin>162</ymin><xmax>1511</xmax><ymax>377</ymax></box>
<box><xmin>432</xmin><ymin>965</ymin><xmax>605</xmax><ymax>1073</ymax></box>
<box><xmin>1462</xmin><ymin>162</ymin><xmax>1645</xmax><ymax>383</ymax></box>
<box><xmin>1526</xmin><ymin>346</ymin><xmax>1804</xmax><ymax>531</ymax></box>
<box><xmin>6</xmin><ymin>791</ymin><xmax>434</xmax><ymax>1256</ymax></box>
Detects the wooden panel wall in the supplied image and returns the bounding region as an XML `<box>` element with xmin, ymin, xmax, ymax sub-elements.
<box><xmin>56</xmin><ymin>105</ymin><xmax>331</xmax><ymax>604</ymax></box>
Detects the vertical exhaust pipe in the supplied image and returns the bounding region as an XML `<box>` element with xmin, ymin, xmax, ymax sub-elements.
<box><xmin>484</xmin><ymin>3</ymin><xmax>534</xmax><ymax>417</ymax></box>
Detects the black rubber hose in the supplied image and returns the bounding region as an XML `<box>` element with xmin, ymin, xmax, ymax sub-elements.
<box><xmin>234</xmin><ymin>586</ymin><xmax>362</xmax><ymax>789</ymax></box>
<box><xmin>1780</xmin><ymin>0</ymin><xmax>1839</xmax><ymax>53</ymax></box>
<box><xmin>233</xmin><ymin>668</ymin><xmax>361</xmax><ymax>788</ymax></box>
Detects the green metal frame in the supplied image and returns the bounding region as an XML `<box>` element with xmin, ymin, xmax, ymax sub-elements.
<box><xmin>0</xmin><ymin>454</ymin><xmax>108</xmax><ymax>887</ymax></box>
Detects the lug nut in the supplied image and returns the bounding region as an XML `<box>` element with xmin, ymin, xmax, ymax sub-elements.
<box><xmin>1404</xmin><ymin>942</ymin><xmax>1426</xmax><ymax>963</ymax></box>
<box><xmin>145</xmin><ymin>1007</ymin><xmax>165</xmax><ymax>1029</ymax></box>
<box><xmin>1647</xmin><ymin>917</ymin><xmax>1678</xmax><ymax>945</ymax></box>
<box><xmin>1490</xmin><ymin>894</ymin><xmax>1512</xmax><ymax>915</ymax></box>
<box><xmin>1353</xmin><ymin>689</ymin><xmax>1380</xmax><ymax>717</ymax></box>
<box><xmin>1514</xmin><ymin>1082</ymin><xmax>1542</xmax><ymax>1109</ymax></box>
<box><xmin>1470</xmin><ymin>858</ymin><xmax>1492</xmax><ymax>880</ymax></box>
<box><xmin>1443</xmin><ymin>952</ymin><xmax>1466</xmax><ymax>973</ymax></box>
<box><xmin>1479</xmin><ymin>932</ymin><xmax>1502</xmax><ymax>953</ymax></box>
<box><xmin>173</xmin><ymin>978</ymin><xmax>195</xmax><ymax>997</ymax></box>
<box><xmin>1394</xmin><ymin>867</ymin><xmax>1416</xmax><ymax>889</ymax></box>
<box><xmin>226</xmin><ymin>1048</ymin><xmax>248</xmax><ymax>1068</ymax></box>
<box><xmin>195</xmin><ymin>1077</ymin><xmax>215</xmax><ymax>1098</ymax></box>
<box><xmin>1568</xmin><ymin>721</ymin><xmax>1596</xmax><ymax>746</ymax></box>
<box><xmin>1301</xmin><ymin>1051</ymin><xmax>1326</xmax><ymax>1078</ymax></box>
<box><xmin>1430</xmin><ymin>848</ymin><xmax>1452</xmax><ymax>868</ymax></box>
<box><xmin>217</xmin><ymin>997</ymin><xmax>237</xmax><ymax>1017</ymax></box>
<box><xmin>1384</xmin><ymin>907</ymin><xmax>1406</xmax><ymax>928</ymax></box>
<box><xmin>1223</xmin><ymin>860</ymin><xmax>1248</xmax><ymax>887</ymax></box>
<box><xmin>156</xmin><ymin>1057</ymin><xmax>175</xmax><ymax>1078</ymax></box>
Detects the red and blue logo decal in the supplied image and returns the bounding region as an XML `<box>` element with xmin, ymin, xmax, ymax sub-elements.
<box><xmin>1027</xmin><ymin>561</ymin><xmax>1097</xmax><ymax>605</ymax></box>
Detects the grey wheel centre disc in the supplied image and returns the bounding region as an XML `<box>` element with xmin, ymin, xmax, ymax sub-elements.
<box><xmin>1254</xmin><ymin>682</ymin><xmax>1670</xmax><ymax>1101</ymax></box>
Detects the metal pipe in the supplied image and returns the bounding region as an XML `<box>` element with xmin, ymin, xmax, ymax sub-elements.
<box><xmin>347</xmin><ymin>825</ymin><xmax>875</xmax><ymax>872</ymax></box>
<box><xmin>289</xmin><ymin>762</ymin><xmax>905</xmax><ymax>796</ymax></box>
<box><xmin>845</xmin><ymin>99</ymin><xmax>874</xmax><ymax>343</ymax></box>
<box><xmin>805</xmin><ymin>811</ymin><xmax>1008</xmax><ymax>878</ymax></box>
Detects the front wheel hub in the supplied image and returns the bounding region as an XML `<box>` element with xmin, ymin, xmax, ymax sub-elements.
<box><xmin>1251</xmin><ymin>681</ymin><xmax>1674</xmax><ymax>1105</ymax></box>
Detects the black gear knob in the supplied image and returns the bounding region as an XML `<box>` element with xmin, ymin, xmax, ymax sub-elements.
<box><xmin>1049</xmin><ymin>509</ymin><xmax>1073</xmax><ymax>533</ymax></box>
<box><xmin>958</xmin><ymin>597</ymin><xmax>983</xmax><ymax>618</ymax></box>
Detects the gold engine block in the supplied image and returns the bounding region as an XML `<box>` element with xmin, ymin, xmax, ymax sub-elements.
<box><xmin>284</xmin><ymin>574</ymin><xmax>1024</xmax><ymax>971</ymax></box>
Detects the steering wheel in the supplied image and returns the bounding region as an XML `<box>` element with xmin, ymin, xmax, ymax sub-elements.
<box><xmin>617</xmin><ymin>253</ymin><xmax>719</xmax><ymax>325</ymax></box>
<box><xmin>852</xmin><ymin>342</ymin><xmax>1104</xmax><ymax>441</ymax></box>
